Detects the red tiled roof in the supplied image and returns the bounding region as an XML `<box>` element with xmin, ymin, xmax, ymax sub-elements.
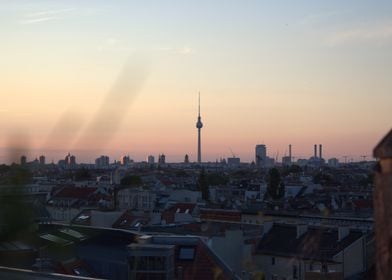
<box><xmin>200</xmin><ymin>209</ymin><xmax>241</xmax><ymax>222</ymax></box>
<box><xmin>162</xmin><ymin>203</ymin><xmax>197</xmax><ymax>224</ymax></box>
<box><xmin>175</xmin><ymin>240</ymin><xmax>233</xmax><ymax>280</ymax></box>
<box><xmin>54</xmin><ymin>187</ymin><xmax>97</xmax><ymax>200</ymax></box>
<box><xmin>58</xmin><ymin>259</ymin><xmax>95</xmax><ymax>277</ymax></box>
<box><xmin>112</xmin><ymin>210</ymin><xmax>149</xmax><ymax>229</ymax></box>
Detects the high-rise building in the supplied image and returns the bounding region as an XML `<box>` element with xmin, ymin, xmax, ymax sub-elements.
<box><xmin>121</xmin><ymin>155</ymin><xmax>130</xmax><ymax>166</ymax></box>
<box><xmin>255</xmin><ymin>144</ymin><xmax>267</xmax><ymax>166</ymax></box>
<box><xmin>70</xmin><ymin>155</ymin><xmax>76</xmax><ymax>166</ymax></box>
<box><xmin>227</xmin><ymin>157</ymin><xmax>240</xmax><ymax>166</ymax></box>
<box><xmin>158</xmin><ymin>154</ymin><xmax>166</xmax><ymax>164</ymax></box>
<box><xmin>196</xmin><ymin>93</ymin><xmax>203</xmax><ymax>163</ymax></box>
<box><xmin>147</xmin><ymin>155</ymin><xmax>155</xmax><ymax>164</ymax></box>
<box><xmin>65</xmin><ymin>153</ymin><xmax>71</xmax><ymax>165</ymax></box>
<box><xmin>184</xmin><ymin>154</ymin><xmax>189</xmax><ymax>164</ymax></box>
<box><xmin>95</xmin><ymin>155</ymin><xmax>110</xmax><ymax>167</ymax></box>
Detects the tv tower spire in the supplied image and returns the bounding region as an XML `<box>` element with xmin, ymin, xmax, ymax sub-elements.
<box><xmin>196</xmin><ymin>92</ymin><xmax>203</xmax><ymax>163</ymax></box>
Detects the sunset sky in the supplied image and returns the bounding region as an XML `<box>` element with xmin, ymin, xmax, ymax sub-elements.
<box><xmin>1</xmin><ymin>1</ymin><xmax>391</xmax><ymax>163</ymax></box>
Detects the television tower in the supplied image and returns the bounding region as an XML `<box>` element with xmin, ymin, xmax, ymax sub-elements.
<box><xmin>196</xmin><ymin>92</ymin><xmax>203</xmax><ymax>163</ymax></box>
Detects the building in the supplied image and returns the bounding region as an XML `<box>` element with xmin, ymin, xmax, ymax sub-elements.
<box><xmin>227</xmin><ymin>157</ymin><xmax>240</xmax><ymax>166</ymax></box>
<box><xmin>282</xmin><ymin>156</ymin><xmax>291</xmax><ymax>166</ymax></box>
<box><xmin>254</xmin><ymin>222</ymin><xmax>367</xmax><ymax>280</ymax></box>
<box><xmin>184</xmin><ymin>154</ymin><xmax>189</xmax><ymax>164</ymax></box>
<box><xmin>328</xmin><ymin>158</ymin><xmax>340</xmax><ymax>168</ymax></box>
<box><xmin>95</xmin><ymin>155</ymin><xmax>110</xmax><ymax>168</ymax></box>
<box><xmin>147</xmin><ymin>155</ymin><xmax>155</xmax><ymax>164</ymax></box>
<box><xmin>117</xmin><ymin>188</ymin><xmax>156</xmax><ymax>211</ymax></box>
<box><xmin>121</xmin><ymin>155</ymin><xmax>131</xmax><ymax>166</ymax></box>
<box><xmin>64</xmin><ymin>153</ymin><xmax>76</xmax><ymax>168</ymax></box>
<box><xmin>255</xmin><ymin>144</ymin><xmax>275</xmax><ymax>167</ymax></box>
<box><xmin>39</xmin><ymin>155</ymin><xmax>45</xmax><ymax>165</ymax></box>
<box><xmin>158</xmin><ymin>154</ymin><xmax>166</xmax><ymax>165</ymax></box>
<box><xmin>255</xmin><ymin>145</ymin><xmax>267</xmax><ymax>166</ymax></box>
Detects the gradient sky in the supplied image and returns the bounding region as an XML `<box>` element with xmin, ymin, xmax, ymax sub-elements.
<box><xmin>1</xmin><ymin>0</ymin><xmax>391</xmax><ymax>163</ymax></box>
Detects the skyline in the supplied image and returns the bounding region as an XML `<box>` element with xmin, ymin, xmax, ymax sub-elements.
<box><xmin>1</xmin><ymin>1</ymin><xmax>391</xmax><ymax>163</ymax></box>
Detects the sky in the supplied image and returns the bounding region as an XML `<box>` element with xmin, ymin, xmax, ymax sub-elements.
<box><xmin>1</xmin><ymin>0</ymin><xmax>391</xmax><ymax>163</ymax></box>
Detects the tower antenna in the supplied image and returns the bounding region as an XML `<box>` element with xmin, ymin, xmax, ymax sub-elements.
<box><xmin>198</xmin><ymin>92</ymin><xmax>201</xmax><ymax>116</ymax></box>
<box><xmin>196</xmin><ymin>92</ymin><xmax>203</xmax><ymax>163</ymax></box>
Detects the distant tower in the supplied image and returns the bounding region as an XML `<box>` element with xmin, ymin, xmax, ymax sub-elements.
<box><xmin>39</xmin><ymin>155</ymin><xmax>46</xmax><ymax>165</ymax></box>
<box><xmin>255</xmin><ymin>144</ymin><xmax>267</xmax><ymax>166</ymax></box>
<box><xmin>20</xmin><ymin>155</ymin><xmax>27</xmax><ymax>165</ymax></box>
<box><xmin>70</xmin><ymin>155</ymin><xmax>76</xmax><ymax>166</ymax></box>
<box><xmin>184</xmin><ymin>154</ymin><xmax>189</xmax><ymax>164</ymax></box>
<box><xmin>158</xmin><ymin>154</ymin><xmax>166</xmax><ymax>164</ymax></box>
<box><xmin>196</xmin><ymin>92</ymin><xmax>203</xmax><ymax>163</ymax></box>
<box><xmin>147</xmin><ymin>155</ymin><xmax>155</xmax><ymax>164</ymax></box>
<box><xmin>319</xmin><ymin>144</ymin><xmax>323</xmax><ymax>159</ymax></box>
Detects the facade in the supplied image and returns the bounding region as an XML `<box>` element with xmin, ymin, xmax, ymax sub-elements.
<box><xmin>254</xmin><ymin>223</ymin><xmax>367</xmax><ymax>280</ymax></box>
<box><xmin>158</xmin><ymin>154</ymin><xmax>166</xmax><ymax>165</ymax></box>
<box><xmin>255</xmin><ymin>144</ymin><xmax>267</xmax><ymax>166</ymax></box>
<box><xmin>147</xmin><ymin>155</ymin><xmax>155</xmax><ymax>164</ymax></box>
<box><xmin>121</xmin><ymin>155</ymin><xmax>130</xmax><ymax>166</ymax></box>
<box><xmin>95</xmin><ymin>155</ymin><xmax>110</xmax><ymax>168</ymax></box>
<box><xmin>117</xmin><ymin>188</ymin><xmax>156</xmax><ymax>211</ymax></box>
<box><xmin>227</xmin><ymin>157</ymin><xmax>240</xmax><ymax>166</ymax></box>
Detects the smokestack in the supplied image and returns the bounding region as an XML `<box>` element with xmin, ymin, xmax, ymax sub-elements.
<box><xmin>319</xmin><ymin>144</ymin><xmax>322</xmax><ymax>159</ymax></box>
<box><xmin>314</xmin><ymin>144</ymin><xmax>317</xmax><ymax>158</ymax></box>
<box><xmin>289</xmin><ymin>144</ymin><xmax>292</xmax><ymax>160</ymax></box>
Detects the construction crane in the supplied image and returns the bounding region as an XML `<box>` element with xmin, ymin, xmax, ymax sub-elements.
<box><xmin>229</xmin><ymin>147</ymin><xmax>236</xmax><ymax>158</ymax></box>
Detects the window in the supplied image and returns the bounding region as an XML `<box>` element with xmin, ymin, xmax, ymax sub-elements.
<box><xmin>271</xmin><ymin>257</ymin><xmax>275</xmax><ymax>265</ymax></box>
<box><xmin>178</xmin><ymin>247</ymin><xmax>195</xmax><ymax>260</ymax></box>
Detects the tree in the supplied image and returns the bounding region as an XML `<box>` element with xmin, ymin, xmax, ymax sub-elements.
<box><xmin>267</xmin><ymin>168</ymin><xmax>285</xmax><ymax>199</ymax></box>
<box><xmin>120</xmin><ymin>175</ymin><xmax>142</xmax><ymax>186</ymax></box>
<box><xmin>198</xmin><ymin>168</ymin><xmax>209</xmax><ymax>201</ymax></box>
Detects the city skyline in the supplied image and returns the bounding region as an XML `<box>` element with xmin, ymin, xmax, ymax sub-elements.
<box><xmin>1</xmin><ymin>1</ymin><xmax>391</xmax><ymax>163</ymax></box>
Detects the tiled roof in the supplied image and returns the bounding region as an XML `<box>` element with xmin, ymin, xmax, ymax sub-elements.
<box><xmin>200</xmin><ymin>208</ymin><xmax>241</xmax><ymax>222</ymax></box>
<box><xmin>162</xmin><ymin>203</ymin><xmax>197</xmax><ymax>224</ymax></box>
<box><xmin>112</xmin><ymin>210</ymin><xmax>150</xmax><ymax>229</ymax></box>
<box><xmin>256</xmin><ymin>224</ymin><xmax>363</xmax><ymax>261</ymax></box>
<box><xmin>71</xmin><ymin>209</ymin><xmax>92</xmax><ymax>225</ymax></box>
<box><xmin>53</xmin><ymin>187</ymin><xmax>97</xmax><ymax>200</ymax></box>
<box><xmin>176</xmin><ymin>240</ymin><xmax>234</xmax><ymax>280</ymax></box>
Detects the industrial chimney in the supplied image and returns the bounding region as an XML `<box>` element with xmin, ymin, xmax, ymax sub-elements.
<box><xmin>319</xmin><ymin>144</ymin><xmax>323</xmax><ymax>159</ymax></box>
<box><xmin>314</xmin><ymin>144</ymin><xmax>317</xmax><ymax>158</ymax></box>
<box><xmin>289</xmin><ymin>144</ymin><xmax>292</xmax><ymax>161</ymax></box>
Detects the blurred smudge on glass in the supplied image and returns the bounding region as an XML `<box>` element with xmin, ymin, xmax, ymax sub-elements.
<box><xmin>75</xmin><ymin>54</ymin><xmax>149</xmax><ymax>151</ymax></box>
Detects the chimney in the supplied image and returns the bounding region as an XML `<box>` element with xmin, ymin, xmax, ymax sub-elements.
<box><xmin>297</xmin><ymin>224</ymin><xmax>308</xmax><ymax>239</ymax></box>
<box><xmin>338</xmin><ymin>226</ymin><xmax>350</xmax><ymax>241</ymax></box>
<box><xmin>314</xmin><ymin>144</ymin><xmax>317</xmax><ymax>158</ymax></box>
<box><xmin>289</xmin><ymin>144</ymin><xmax>292</xmax><ymax>160</ymax></box>
<box><xmin>319</xmin><ymin>144</ymin><xmax>323</xmax><ymax>159</ymax></box>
